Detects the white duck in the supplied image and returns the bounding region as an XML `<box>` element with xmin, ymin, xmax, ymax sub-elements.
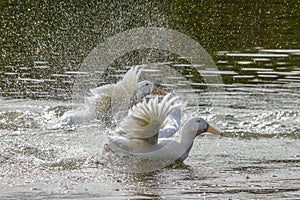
<box><xmin>106</xmin><ymin>93</ymin><xmax>221</xmax><ymax>162</ymax></box>
<box><xmin>58</xmin><ymin>66</ymin><xmax>166</xmax><ymax>125</ymax></box>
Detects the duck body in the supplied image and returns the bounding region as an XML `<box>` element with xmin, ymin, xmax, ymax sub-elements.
<box><xmin>105</xmin><ymin>94</ymin><xmax>221</xmax><ymax>163</ymax></box>
<box><xmin>58</xmin><ymin>67</ymin><xmax>165</xmax><ymax>126</ymax></box>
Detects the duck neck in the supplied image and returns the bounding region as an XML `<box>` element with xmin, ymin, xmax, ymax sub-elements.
<box><xmin>179</xmin><ymin>123</ymin><xmax>198</xmax><ymax>149</ymax></box>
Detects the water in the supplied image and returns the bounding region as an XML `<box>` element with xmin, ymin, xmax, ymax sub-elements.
<box><xmin>1</xmin><ymin>1</ymin><xmax>300</xmax><ymax>199</ymax></box>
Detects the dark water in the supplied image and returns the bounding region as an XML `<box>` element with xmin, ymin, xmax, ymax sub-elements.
<box><xmin>0</xmin><ymin>1</ymin><xmax>300</xmax><ymax>199</ymax></box>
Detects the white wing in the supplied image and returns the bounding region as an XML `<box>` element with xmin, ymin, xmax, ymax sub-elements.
<box><xmin>89</xmin><ymin>84</ymin><xmax>114</xmax><ymax>97</ymax></box>
<box><xmin>117</xmin><ymin>93</ymin><xmax>180</xmax><ymax>143</ymax></box>
<box><xmin>111</xmin><ymin>66</ymin><xmax>143</xmax><ymax>120</ymax></box>
<box><xmin>85</xmin><ymin>66</ymin><xmax>142</xmax><ymax>118</ymax></box>
<box><xmin>86</xmin><ymin>84</ymin><xmax>114</xmax><ymax>104</ymax></box>
<box><xmin>85</xmin><ymin>84</ymin><xmax>115</xmax><ymax>115</ymax></box>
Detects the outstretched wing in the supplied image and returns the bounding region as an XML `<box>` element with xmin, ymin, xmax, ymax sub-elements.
<box><xmin>85</xmin><ymin>84</ymin><xmax>115</xmax><ymax>114</ymax></box>
<box><xmin>111</xmin><ymin>66</ymin><xmax>144</xmax><ymax>121</ymax></box>
<box><xmin>117</xmin><ymin>93</ymin><xmax>180</xmax><ymax>145</ymax></box>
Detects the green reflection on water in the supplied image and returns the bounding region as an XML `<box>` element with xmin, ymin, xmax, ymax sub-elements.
<box><xmin>0</xmin><ymin>1</ymin><xmax>299</xmax><ymax>99</ymax></box>
<box><xmin>154</xmin><ymin>0</ymin><xmax>299</xmax><ymax>51</ymax></box>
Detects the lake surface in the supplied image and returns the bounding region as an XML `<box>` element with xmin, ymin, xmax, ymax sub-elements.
<box><xmin>0</xmin><ymin>1</ymin><xmax>299</xmax><ymax>199</ymax></box>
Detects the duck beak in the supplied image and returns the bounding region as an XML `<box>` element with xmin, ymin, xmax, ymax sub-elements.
<box><xmin>205</xmin><ymin>124</ymin><xmax>222</xmax><ymax>136</ymax></box>
<box><xmin>152</xmin><ymin>86</ymin><xmax>167</xmax><ymax>95</ymax></box>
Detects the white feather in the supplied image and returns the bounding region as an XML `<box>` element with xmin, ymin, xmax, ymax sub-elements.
<box><xmin>117</xmin><ymin>93</ymin><xmax>180</xmax><ymax>140</ymax></box>
<box><xmin>110</xmin><ymin>66</ymin><xmax>144</xmax><ymax>121</ymax></box>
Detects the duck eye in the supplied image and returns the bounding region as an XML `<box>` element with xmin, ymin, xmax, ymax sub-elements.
<box><xmin>145</xmin><ymin>83</ymin><xmax>149</xmax><ymax>86</ymax></box>
<box><xmin>196</xmin><ymin>119</ymin><xmax>201</xmax><ymax>123</ymax></box>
